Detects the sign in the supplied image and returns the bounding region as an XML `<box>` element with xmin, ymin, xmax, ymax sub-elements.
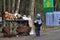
<box><xmin>44</xmin><ymin>0</ymin><xmax>54</xmax><ymax>8</ymax></box>
<box><xmin>43</xmin><ymin>0</ymin><xmax>54</xmax><ymax>13</ymax></box>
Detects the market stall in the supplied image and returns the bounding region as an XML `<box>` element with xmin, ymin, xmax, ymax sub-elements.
<box><xmin>2</xmin><ymin>12</ymin><xmax>31</xmax><ymax>37</ymax></box>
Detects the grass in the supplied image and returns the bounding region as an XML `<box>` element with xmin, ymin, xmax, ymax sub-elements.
<box><xmin>41</xmin><ymin>25</ymin><xmax>60</xmax><ymax>32</ymax></box>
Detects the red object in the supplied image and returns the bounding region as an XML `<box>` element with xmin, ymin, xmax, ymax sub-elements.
<box><xmin>16</xmin><ymin>27</ymin><xmax>31</xmax><ymax>33</ymax></box>
<box><xmin>2</xmin><ymin>26</ymin><xmax>11</xmax><ymax>37</ymax></box>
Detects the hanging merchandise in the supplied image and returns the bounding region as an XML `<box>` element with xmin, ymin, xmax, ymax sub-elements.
<box><xmin>43</xmin><ymin>0</ymin><xmax>54</xmax><ymax>13</ymax></box>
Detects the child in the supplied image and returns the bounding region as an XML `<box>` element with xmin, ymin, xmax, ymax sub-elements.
<box><xmin>34</xmin><ymin>13</ymin><xmax>42</xmax><ymax>37</ymax></box>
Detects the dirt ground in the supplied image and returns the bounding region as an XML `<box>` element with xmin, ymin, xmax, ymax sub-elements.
<box><xmin>0</xmin><ymin>37</ymin><xmax>17</xmax><ymax>40</ymax></box>
<box><xmin>0</xmin><ymin>36</ymin><xmax>35</xmax><ymax>40</ymax></box>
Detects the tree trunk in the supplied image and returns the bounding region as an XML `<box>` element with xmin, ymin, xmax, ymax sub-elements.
<box><xmin>3</xmin><ymin>0</ymin><xmax>6</xmax><ymax>12</ymax></box>
<box><xmin>15</xmin><ymin>0</ymin><xmax>20</xmax><ymax>13</ymax></box>
<box><xmin>29</xmin><ymin>0</ymin><xmax>35</xmax><ymax>35</ymax></box>
<box><xmin>12</xmin><ymin>0</ymin><xmax>15</xmax><ymax>13</ymax></box>
<box><xmin>8</xmin><ymin>0</ymin><xmax>11</xmax><ymax>12</ymax></box>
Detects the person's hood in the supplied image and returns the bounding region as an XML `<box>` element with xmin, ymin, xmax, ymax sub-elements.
<box><xmin>36</xmin><ymin>13</ymin><xmax>41</xmax><ymax>17</ymax></box>
<box><xmin>36</xmin><ymin>13</ymin><xmax>41</xmax><ymax>19</ymax></box>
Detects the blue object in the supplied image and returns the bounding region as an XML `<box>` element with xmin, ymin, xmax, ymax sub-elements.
<box><xmin>35</xmin><ymin>13</ymin><xmax>42</xmax><ymax>24</ymax></box>
<box><xmin>54</xmin><ymin>12</ymin><xmax>60</xmax><ymax>26</ymax></box>
<box><xmin>46</xmin><ymin>12</ymin><xmax>54</xmax><ymax>26</ymax></box>
<box><xmin>36</xmin><ymin>13</ymin><xmax>41</xmax><ymax>17</ymax></box>
<box><xmin>36</xmin><ymin>13</ymin><xmax>41</xmax><ymax>19</ymax></box>
<box><xmin>35</xmin><ymin>24</ymin><xmax>40</xmax><ymax>37</ymax></box>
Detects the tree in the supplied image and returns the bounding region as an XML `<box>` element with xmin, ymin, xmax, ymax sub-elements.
<box><xmin>29</xmin><ymin>0</ymin><xmax>35</xmax><ymax>35</ymax></box>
